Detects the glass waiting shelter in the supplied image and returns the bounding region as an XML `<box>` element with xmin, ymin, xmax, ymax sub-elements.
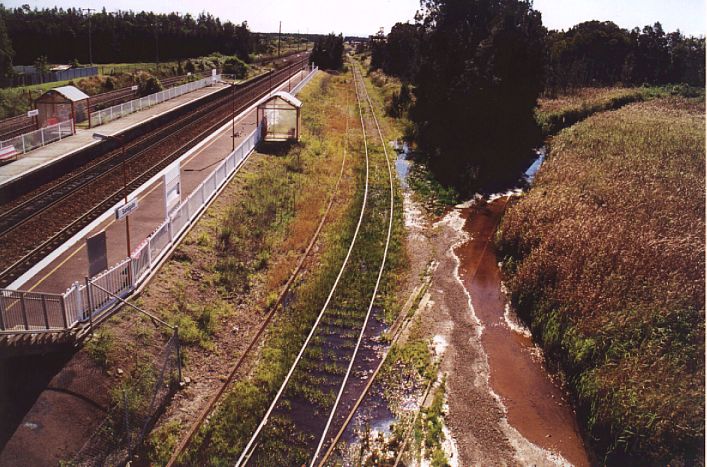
<box><xmin>256</xmin><ymin>91</ymin><xmax>302</xmax><ymax>142</ymax></box>
<box><xmin>34</xmin><ymin>85</ymin><xmax>90</xmax><ymax>128</ymax></box>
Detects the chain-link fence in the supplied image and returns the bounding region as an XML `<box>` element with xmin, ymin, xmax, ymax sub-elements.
<box><xmin>70</xmin><ymin>331</ymin><xmax>181</xmax><ymax>466</ymax></box>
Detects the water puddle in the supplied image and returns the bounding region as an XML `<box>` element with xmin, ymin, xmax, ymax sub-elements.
<box><xmin>391</xmin><ymin>140</ymin><xmax>411</xmax><ymax>188</ymax></box>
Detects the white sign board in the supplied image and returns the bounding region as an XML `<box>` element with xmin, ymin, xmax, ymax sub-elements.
<box><xmin>27</xmin><ymin>109</ymin><xmax>39</xmax><ymax>118</ymax></box>
<box><xmin>131</xmin><ymin>85</ymin><xmax>138</xmax><ymax>91</ymax></box>
<box><xmin>164</xmin><ymin>162</ymin><xmax>181</xmax><ymax>216</ymax></box>
<box><xmin>116</xmin><ymin>198</ymin><xmax>139</xmax><ymax>220</ymax></box>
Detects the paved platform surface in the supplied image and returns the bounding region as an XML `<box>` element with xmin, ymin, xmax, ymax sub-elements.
<box><xmin>18</xmin><ymin>69</ymin><xmax>309</xmax><ymax>296</ymax></box>
<box><xmin>0</xmin><ymin>83</ymin><xmax>228</xmax><ymax>188</ymax></box>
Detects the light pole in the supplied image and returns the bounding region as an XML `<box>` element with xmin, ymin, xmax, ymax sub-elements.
<box><xmin>93</xmin><ymin>133</ymin><xmax>131</xmax><ymax>258</ymax></box>
<box><xmin>82</xmin><ymin>8</ymin><xmax>95</xmax><ymax>65</ymax></box>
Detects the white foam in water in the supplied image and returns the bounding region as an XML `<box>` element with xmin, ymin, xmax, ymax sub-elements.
<box><xmin>503</xmin><ymin>303</ymin><xmax>532</xmax><ymax>338</ymax></box>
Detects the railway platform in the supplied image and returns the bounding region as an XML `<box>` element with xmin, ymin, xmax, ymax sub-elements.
<box><xmin>0</xmin><ymin>82</ymin><xmax>228</xmax><ymax>191</ymax></box>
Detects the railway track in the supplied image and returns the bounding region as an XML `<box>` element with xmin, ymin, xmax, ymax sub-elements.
<box><xmin>0</xmin><ymin>58</ymin><xmax>309</xmax><ymax>287</ymax></box>
<box><xmin>231</xmin><ymin>61</ymin><xmax>395</xmax><ymax>466</ymax></box>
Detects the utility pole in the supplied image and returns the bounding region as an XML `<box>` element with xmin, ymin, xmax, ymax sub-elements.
<box><xmin>153</xmin><ymin>22</ymin><xmax>160</xmax><ymax>71</ymax></box>
<box><xmin>82</xmin><ymin>8</ymin><xmax>95</xmax><ymax>65</ymax></box>
<box><xmin>277</xmin><ymin>21</ymin><xmax>281</xmax><ymax>58</ymax></box>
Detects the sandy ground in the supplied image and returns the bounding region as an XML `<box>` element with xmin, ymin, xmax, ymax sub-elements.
<box><xmin>405</xmin><ymin>190</ymin><xmax>589</xmax><ymax>466</ymax></box>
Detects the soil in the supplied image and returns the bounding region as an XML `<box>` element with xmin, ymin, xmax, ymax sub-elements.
<box><xmin>408</xmin><ymin>192</ymin><xmax>590</xmax><ymax>466</ymax></box>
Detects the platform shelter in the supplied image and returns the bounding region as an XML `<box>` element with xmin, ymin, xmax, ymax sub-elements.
<box><xmin>256</xmin><ymin>91</ymin><xmax>302</xmax><ymax>142</ymax></box>
<box><xmin>34</xmin><ymin>85</ymin><xmax>89</xmax><ymax>127</ymax></box>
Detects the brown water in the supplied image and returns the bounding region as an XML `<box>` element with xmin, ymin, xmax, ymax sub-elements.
<box><xmin>456</xmin><ymin>198</ymin><xmax>590</xmax><ymax>467</ymax></box>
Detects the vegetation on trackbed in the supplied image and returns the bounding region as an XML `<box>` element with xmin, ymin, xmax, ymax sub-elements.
<box><xmin>176</xmin><ymin>68</ymin><xmax>406</xmax><ymax>465</ymax></box>
<box><xmin>497</xmin><ymin>97</ymin><xmax>705</xmax><ymax>464</ymax></box>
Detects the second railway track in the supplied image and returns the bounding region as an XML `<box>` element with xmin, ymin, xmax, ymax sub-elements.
<box><xmin>0</xmin><ymin>58</ymin><xmax>309</xmax><ymax>287</ymax></box>
<box><xmin>231</xmin><ymin>60</ymin><xmax>395</xmax><ymax>466</ymax></box>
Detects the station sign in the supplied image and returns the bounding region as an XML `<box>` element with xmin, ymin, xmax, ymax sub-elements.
<box><xmin>116</xmin><ymin>198</ymin><xmax>139</xmax><ymax>220</ymax></box>
<box><xmin>131</xmin><ymin>85</ymin><xmax>138</xmax><ymax>91</ymax></box>
<box><xmin>27</xmin><ymin>109</ymin><xmax>39</xmax><ymax>117</ymax></box>
<box><xmin>86</xmin><ymin>230</ymin><xmax>108</xmax><ymax>278</ymax></box>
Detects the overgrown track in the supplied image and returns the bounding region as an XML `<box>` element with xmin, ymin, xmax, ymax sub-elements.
<box><xmin>235</xmin><ymin>62</ymin><xmax>395</xmax><ymax>466</ymax></box>
<box><xmin>0</xmin><ymin>59</ymin><xmax>308</xmax><ymax>287</ymax></box>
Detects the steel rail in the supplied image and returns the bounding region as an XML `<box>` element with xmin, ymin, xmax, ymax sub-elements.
<box><xmin>235</xmin><ymin>65</ymin><xmax>374</xmax><ymax>467</ymax></box>
<box><xmin>310</xmin><ymin>61</ymin><xmax>395</xmax><ymax>466</ymax></box>
<box><xmin>164</xmin><ymin>72</ymin><xmax>353</xmax><ymax>467</ymax></box>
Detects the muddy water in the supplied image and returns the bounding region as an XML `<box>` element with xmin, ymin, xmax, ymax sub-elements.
<box><xmin>456</xmin><ymin>198</ymin><xmax>590</xmax><ymax>466</ymax></box>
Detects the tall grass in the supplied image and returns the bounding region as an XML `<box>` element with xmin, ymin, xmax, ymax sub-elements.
<box><xmin>498</xmin><ymin>97</ymin><xmax>705</xmax><ymax>464</ymax></box>
<box><xmin>535</xmin><ymin>85</ymin><xmax>703</xmax><ymax>136</ymax></box>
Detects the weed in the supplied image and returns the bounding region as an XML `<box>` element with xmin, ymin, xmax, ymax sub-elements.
<box><xmin>498</xmin><ymin>97</ymin><xmax>705</xmax><ymax>464</ymax></box>
<box><xmin>85</xmin><ymin>331</ymin><xmax>114</xmax><ymax>369</ymax></box>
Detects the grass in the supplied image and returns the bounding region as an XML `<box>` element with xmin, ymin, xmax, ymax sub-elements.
<box><xmin>177</xmin><ymin>71</ymin><xmax>358</xmax><ymax>465</ymax></box>
<box><xmin>535</xmin><ymin>85</ymin><xmax>704</xmax><ymax>136</ymax></box>
<box><xmin>497</xmin><ymin>96</ymin><xmax>705</xmax><ymax>464</ymax></box>
<box><xmin>181</xmin><ymin>64</ymin><xmax>408</xmax><ymax>465</ymax></box>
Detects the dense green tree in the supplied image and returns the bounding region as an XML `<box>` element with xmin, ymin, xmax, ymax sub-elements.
<box><xmin>0</xmin><ymin>11</ymin><xmax>14</xmax><ymax>86</ymax></box>
<box><xmin>410</xmin><ymin>0</ymin><xmax>545</xmax><ymax>194</ymax></box>
<box><xmin>310</xmin><ymin>33</ymin><xmax>344</xmax><ymax>70</ymax></box>
<box><xmin>1</xmin><ymin>7</ymin><xmax>253</xmax><ymax>65</ymax></box>
<box><xmin>545</xmin><ymin>21</ymin><xmax>705</xmax><ymax>91</ymax></box>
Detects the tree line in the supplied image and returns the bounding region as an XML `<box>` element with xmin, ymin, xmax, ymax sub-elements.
<box><xmin>545</xmin><ymin>20</ymin><xmax>705</xmax><ymax>91</ymax></box>
<box><xmin>0</xmin><ymin>5</ymin><xmax>253</xmax><ymax>67</ymax></box>
<box><xmin>368</xmin><ymin>1</ymin><xmax>705</xmax><ymax>194</ymax></box>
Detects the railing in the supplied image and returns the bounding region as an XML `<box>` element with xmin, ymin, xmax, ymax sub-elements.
<box><xmin>90</xmin><ymin>74</ymin><xmax>221</xmax><ymax>128</ymax></box>
<box><xmin>0</xmin><ymin>65</ymin><xmax>318</xmax><ymax>335</ymax></box>
<box><xmin>0</xmin><ymin>120</ymin><xmax>73</xmax><ymax>156</ymax></box>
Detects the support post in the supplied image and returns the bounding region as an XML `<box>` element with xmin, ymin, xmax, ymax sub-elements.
<box><xmin>175</xmin><ymin>326</ymin><xmax>182</xmax><ymax>383</ymax></box>
<box><xmin>41</xmin><ymin>295</ymin><xmax>50</xmax><ymax>329</ymax></box>
<box><xmin>85</xmin><ymin>276</ymin><xmax>95</xmax><ymax>336</ymax></box>
<box><xmin>19</xmin><ymin>292</ymin><xmax>29</xmax><ymax>331</ymax></box>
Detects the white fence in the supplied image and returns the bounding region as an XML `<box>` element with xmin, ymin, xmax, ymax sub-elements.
<box><xmin>0</xmin><ymin>120</ymin><xmax>73</xmax><ymax>156</ymax></box>
<box><xmin>90</xmin><ymin>74</ymin><xmax>221</xmax><ymax>128</ymax></box>
<box><xmin>0</xmin><ymin>66</ymin><xmax>318</xmax><ymax>334</ymax></box>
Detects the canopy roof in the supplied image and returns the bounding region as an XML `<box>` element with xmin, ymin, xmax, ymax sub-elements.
<box><xmin>47</xmin><ymin>86</ymin><xmax>90</xmax><ymax>102</ymax></box>
<box><xmin>258</xmin><ymin>91</ymin><xmax>302</xmax><ymax>109</ymax></box>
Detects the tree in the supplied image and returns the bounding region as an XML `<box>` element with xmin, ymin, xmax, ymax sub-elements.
<box><xmin>310</xmin><ymin>33</ymin><xmax>344</xmax><ymax>70</ymax></box>
<box><xmin>33</xmin><ymin>55</ymin><xmax>48</xmax><ymax>83</ymax></box>
<box><xmin>223</xmin><ymin>56</ymin><xmax>248</xmax><ymax>79</ymax></box>
<box><xmin>0</xmin><ymin>10</ymin><xmax>14</xmax><ymax>86</ymax></box>
<box><xmin>410</xmin><ymin>0</ymin><xmax>545</xmax><ymax>194</ymax></box>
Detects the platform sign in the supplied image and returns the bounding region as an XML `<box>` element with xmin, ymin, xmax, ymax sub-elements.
<box><xmin>164</xmin><ymin>162</ymin><xmax>181</xmax><ymax>216</ymax></box>
<box><xmin>27</xmin><ymin>109</ymin><xmax>39</xmax><ymax>118</ymax></box>
<box><xmin>131</xmin><ymin>85</ymin><xmax>138</xmax><ymax>91</ymax></box>
<box><xmin>86</xmin><ymin>230</ymin><xmax>108</xmax><ymax>278</ymax></box>
<box><xmin>116</xmin><ymin>198</ymin><xmax>139</xmax><ymax>220</ymax></box>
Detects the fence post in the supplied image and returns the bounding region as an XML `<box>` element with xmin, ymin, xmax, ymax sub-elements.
<box><xmin>0</xmin><ymin>293</ymin><xmax>5</xmax><ymax>331</ymax></box>
<box><xmin>41</xmin><ymin>295</ymin><xmax>50</xmax><ymax>329</ymax></box>
<box><xmin>175</xmin><ymin>326</ymin><xmax>182</xmax><ymax>383</ymax></box>
<box><xmin>21</xmin><ymin>134</ymin><xmax>26</xmax><ymax>154</ymax></box>
<box><xmin>40</xmin><ymin>127</ymin><xmax>45</xmax><ymax>146</ymax></box>
<box><xmin>60</xmin><ymin>293</ymin><xmax>69</xmax><ymax>329</ymax></box>
<box><xmin>85</xmin><ymin>277</ymin><xmax>95</xmax><ymax>336</ymax></box>
<box><xmin>19</xmin><ymin>291</ymin><xmax>29</xmax><ymax>330</ymax></box>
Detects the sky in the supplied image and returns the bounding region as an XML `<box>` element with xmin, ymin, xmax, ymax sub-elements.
<box><xmin>7</xmin><ymin>0</ymin><xmax>706</xmax><ymax>37</ymax></box>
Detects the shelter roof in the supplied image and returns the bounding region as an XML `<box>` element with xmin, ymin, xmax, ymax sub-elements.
<box><xmin>46</xmin><ymin>86</ymin><xmax>90</xmax><ymax>102</ymax></box>
<box><xmin>260</xmin><ymin>91</ymin><xmax>302</xmax><ymax>109</ymax></box>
